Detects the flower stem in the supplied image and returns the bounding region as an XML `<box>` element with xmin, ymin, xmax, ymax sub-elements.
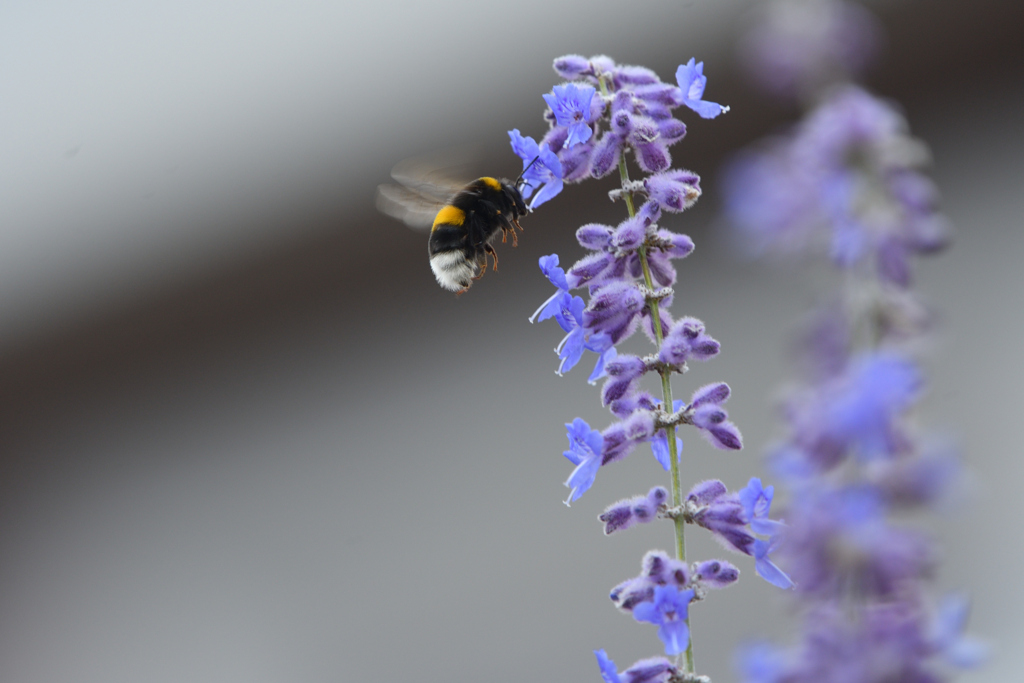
<box><xmin>616</xmin><ymin>149</ymin><xmax>693</xmax><ymax>675</ymax></box>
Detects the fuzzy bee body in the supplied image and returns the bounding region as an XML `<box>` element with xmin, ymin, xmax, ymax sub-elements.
<box><xmin>427</xmin><ymin>177</ymin><xmax>527</xmax><ymax>292</ymax></box>
<box><xmin>376</xmin><ymin>157</ymin><xmax>530</xmax><ymax>294</ymax></box>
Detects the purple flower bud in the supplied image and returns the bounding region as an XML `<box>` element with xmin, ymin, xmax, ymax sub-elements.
<box><xmin>617</xmin><ymin>65</ymin><xmax>660</xmax><ymax>85</ymax></box>
<box><xmin>644</xmin><ymin>170</ymin><xmax>702</xmax><ymax>212</ymax></box>
<box><xmin>600</xmin><ymin>500</ymin><xmax>636</xmax><ymax>534</ymax></box>
<box><xmin>584</xmin><ymin>282</ymin><xmax>646</xmax><ymax>343</ymax></box>
<box><xmin>577</xmin><ymin>223</ymin><xmax>614</xmax><ymax>250</ymax></box>
<box><xmin>621</xmin><ymin>657</ymin><xmax>676</xmax><ymax>683</ymax></box>
<box><xmin>552</xmin><ymin>54</ymin><xmax>590</xmax><ymax>80</ymax></box>
<box><xmin>673</xmin><ymin>317</ymin><xmax>704</xmax><ymax>339</ymax></box>
<box><xmin>659</xmin><ymin>335</ymin><xmax>689</xmax><ymax>366</ymax></box>
<box><xmin>703</xmin><ymin>420</ymin><xmax>744</xmax><ymax>451</ymax></box>
<box><xmin>628</xmin><ymin>116</ymin><xmax>658</xmax><ymax>144</ymax></box>
<box><xmin>657</xmin><ymin>118</ymin><xmax>687</xmax><ymax>144</ymax></box>
<box><xmin>647</xmin><ymin>485</ymin><xmax>669</xmax><ymax>507</ymax></box>
<box><xmin>602</xmin><ymin>374</ymin><xmax>637</xmax><ymax>406</ymax></box>
<box><xmin>688</xmin><ymin>334</ymin><xmax>721</xmax><ymax>361</ymax></box>
<box><xmin>590</xmin><ymin>132</ymin><xmax>624</xmax><ymax>179</ymax></box>
<box><xmin>559</xmin><ymin>139</ymin><xmax>594</xmax><ymax>182</ymax></box>
<box><xmin>611</xmin><ymin>89</ymin><xmax>635</xmax><ymax>112</ymax></box>
<box><xmin>633</xmin><ymin>82</ymin><xmax>684</xmax><ymax>106</ymax></box>
<box><xmin>646</xmin><ymin>252</ymin><xmax>677</xmax><ymax>288</ymax></box>
<box><xmin>605</xmin><ymin>354</ymin><xmax>647</xmax><ymax>380</ymax></box>
<box><xmin>589</xmin><ymin>55</ymin><xmax>616</xmax><ymax>76</ymax></box>
<box><xmin>612</xmin><ymin>214</ymin><xmax>648</xmax><ymax>251</ymax></box>
<box><xmin>634</xmin><ymin>141</ymin><xmax>672</xmax><ymax>174</ymax></box>
<box><xmin>637</xmin><ymin>199</ymin><xmax>662</xmax><ymax>226</ymax></box>
<box><xmin>695</xmin><ymin>559</ymin><xmax>740</xmax><ymax>588</ymax></box>
<box><xmin>642</xmin><ymin>550</ymin><xmax>671</xmax><ymax>580</ymax></box>
<box><xmin>693</xmin><ymin>404</ymin><xmax>726</xmax><ymax>428</ymax></box>
<box><xmin>601</xmin><ymin>411</ymin><xmax>654</xmax><ymax>464</ymax></box>
<box><xmin>687</xmin><ymin>479</ymin><xmax>728</xmax><ymax>505</ymax></box>
<box><xmin>659</xmin><ymin>230</ymin><xmax>695</xmax><ymax>259</ymax></box>
<box><xmin>691</xmin><ymin>382</ymin><xmax>731</xmax><ymax>407</ymax></box>
<box><xmin>624</xmin><ymin>410</ymin><xmax>655</xmax><ymax>440</ymax></box>
<box><xmin>567</xmin><ymin>251</ymin><xmax>614</xmax><ymax>288</ymax></box>
<box><xmin>612</xmin><ymin>109</ymin><xmax>635</xmax><ymax>137</ymax></box>
<box><xmin>609</xmin><ymin>390</ymin><xmax>658</xmax><ymax>418</ymax></box>
<box><xmin>610</xmin><ymin>576</ymin><xmax>654</xmax><ymax>612</ymax></box>
<box><xmin>631</xmin><ymin>497</ymin><xmax>657</xmax><ymax>523</ymax></box>
<box><xmin>697</xmin><ymin>501</ymin><xmax>756</xmax><ymax>555</ymax></box>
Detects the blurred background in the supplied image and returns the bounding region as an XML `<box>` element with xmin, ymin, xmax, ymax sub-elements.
<box><xmin>0</xmin><ymin>0</ymin><xmax>1021</xmax><ymax>681</ymax></box>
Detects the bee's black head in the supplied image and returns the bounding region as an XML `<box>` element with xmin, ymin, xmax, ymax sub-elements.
<box><xmin>503</xmin><ymin>180</ymin><xmax>528</xmax><ymax>217</ymax></box>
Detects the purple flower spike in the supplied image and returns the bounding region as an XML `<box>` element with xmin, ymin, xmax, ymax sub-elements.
<box><xmin>687</xmin><ymin>479</ymin><xmax>728</xmax><ymax>505</ymax></box>
<box><xmin>676</xmin><ymin>58</ymin><xmax>730</xmax><ymax>119</ymax></box>
<box><xmin>543</xmin><ymin>83</ymin><xmax>597</xmax><ymax>149</ymax></box>
<box><xmin>633</xmin><ymin>585</ymin><xmax>695</xmax><ymax>656</ymax></box>
<box><xmin>563</xmin><ymin>418</ymin><xmax>604</xmax><ymax>505</ymax></box>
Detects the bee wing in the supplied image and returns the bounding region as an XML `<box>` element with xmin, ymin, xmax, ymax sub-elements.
<box><xmin>376</xmin><ymin>148</ymin><xmax>479</xmax><ymax>230</ymax></box>
<box><xmin>375</xmin><ymin>183</ymin><xmax>443</xmax><ymax>230</ymax></box>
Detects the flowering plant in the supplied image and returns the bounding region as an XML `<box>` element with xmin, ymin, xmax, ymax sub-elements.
<box><xmin>510</xmin><ymin>54</ymin><xmax>788</xmax><ymax>681</ymax></box>
<box><xmin>721</xmin><ymin>1</ymin><xmax>986</xmax><ymax>680</ymax></box>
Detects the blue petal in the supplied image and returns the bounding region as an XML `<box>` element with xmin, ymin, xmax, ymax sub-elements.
<box><xmin>587</xmin><ymin>345</ymin><xmax>616</xmax><ymax>384</ymax></box>
<box><xmin>658</xmin><ymin>620</ymin><xmax>690</xmax><ymax>656</ymax></box>
<box><xmin>650</xmin><ymin>434</ymin><xmax>682</xmax><ymax>472</ymax></box>
<box><xmin>557</xmin><ymin>328</ymin><xmax>586</xmax><ymax>375</ymax></box>
<box><xmin>565</xmin><ymin>452</ymin><xmax>601</xmax><ymax>503</ymax></box>
<box><xmin>594</xmin><ymin>650</ymin><xmax>622</xmax><ymax>683</ymax></box>
<box><xmin>529</xmin><ymin>177</ymin><xmax>564</xmax><ymax>209</ymax></box>
<box><xmin>685</xmin><ymin>98</ymin><xmax>728</xmax><ymax>119</ymax></box>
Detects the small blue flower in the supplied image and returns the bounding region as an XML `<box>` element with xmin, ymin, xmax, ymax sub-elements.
<box><xmin>633</xmin><ymin>585</ymin><xmax>695</xmax><ymax>656</ymax></box>
<box><xmin>508</xmin><ymin>129</ymin><xmax>564</xmax><ymax>209</ymax></box>
<box><xmin>738</xmin><ymin>477</ymin><xmax>786</xmax><ymax>536</ymax></box>
<box><xmin>543</xmin><ymin>83</ymin><xmax>597</xmax><ymax>149</ymax></box>
<box><xmin>529</xmin><ymin>254</ymin><xmax>571</xmax><ymax>324</ymax></box>
<box><xmin>594</xmin><ymin>649</ymin><xmax>622</xmax><ymax>683</ymax></box>
<box><xmin>563</xmin><ymin>418</ymin><xmax>604</xmax><ymax>505</ymax></box>
<box><xmin>676</xmin><ymin>58</ymin><xmax>729</xmax><ymax>119</ymax></box>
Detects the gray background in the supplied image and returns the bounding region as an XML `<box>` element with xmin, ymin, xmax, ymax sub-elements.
<box><xmin>0</xmin><ymin>0</ymin><xmax>1021</xmax><ymax>681</ymax></box>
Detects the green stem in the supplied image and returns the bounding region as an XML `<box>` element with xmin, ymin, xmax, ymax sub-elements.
<box><xmin>615</xmin><ymin>150</ymin><xmax>693</xmax><ymax>675</ymax></box>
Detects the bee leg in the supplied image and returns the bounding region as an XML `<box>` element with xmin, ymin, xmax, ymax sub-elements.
<box><xmin>471</xmin><ymin>252</ymin><xmax>490</xmax><ymax>281</ymax></box>
<box><xmin>510</xmin><ymin>218</ymin><xmax>523</xmax><ymax>247</ymax></box>
<box><xmin>485</xmin><ymin>243</ymin><xmax>499</xmax><ymax>272</ymax></box>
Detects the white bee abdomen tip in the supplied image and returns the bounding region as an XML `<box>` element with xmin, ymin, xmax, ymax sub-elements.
<box><xmin>430</xmin><ymin>251</ymin><xmax>476</xmax><ymax>291</ymax></box>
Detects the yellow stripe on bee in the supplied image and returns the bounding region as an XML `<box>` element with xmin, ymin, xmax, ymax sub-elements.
<box><xmin>432</xmin><ymin>204</ymin><xmax>466</xmax><ymax>231</ymax></box>
<box><xmin>480</xmin><ymin>177</ymin><xmax>502</xmax><ymax>191</ymax></box>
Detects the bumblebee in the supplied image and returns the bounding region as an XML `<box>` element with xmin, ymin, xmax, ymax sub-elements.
<box><xmin>376</xmin><ymin>156</ymin><xmax>531</xmax><ymax>293</ymax></box>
